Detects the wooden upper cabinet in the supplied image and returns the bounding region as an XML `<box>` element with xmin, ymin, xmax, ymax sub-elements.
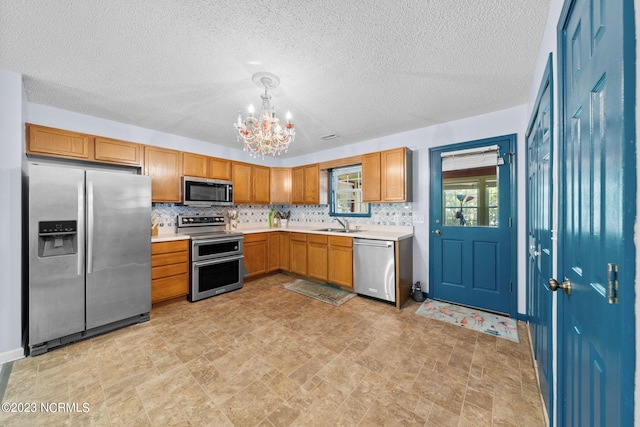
<box><xmin>26</xmin><ymin>124</ymin><xmax>146</xmax><ymax>167</ymax></box>
<box><xmin>232</xmin><ymin>161</ymin><xmax>253</xmax><ymax>204</ymax></box>
<box><xmin>144</xmin><ymin>146</ymin><xmax>182</xmax><ymax>202</ymax></box>
<box><xmin>362</xmin><ymin>152</ymin><xmax>382</xmax><ymax>202</ymax></box>
<box><xmin>291</xmin><ymin>166</ymin><xmax>304</xmax><ymax>204</ymax></box>
<box><xmin>233</xmin><ymin>162</ymin><xmax>270</xmax><ymax>204</ymax></box>
<box><xmin>182</xmin><ymin>152</ymin><xmax>208</xmax><ymax>178</ymax></box>
<box><xmin>26</xmin><ymin>124</ymin><xmax>91</xmax><ymax>160</ymax></box>
<box><xmin>303</xmin><ymin>164</ymin><xmax>320</xmax><ymax>204</ymax></box>
<box><xmin>270</xmin><ymin>168</ymin><xmax>292</xmax><ymax>204</ymax></box>
<box><xmin>94</xmin><ymin>137</ymin><xmax>142</xmax><ymax>166</ymax></box>
<box><xmin>291</xmin><ymin>164</ymin><xmax>320</xmax><ymax>204</ymax></box>
<box><xmin>382</xmin><ymin>147</ymin><xmax>410</xmax><ymax>202</ymax></box>
<box><xmin>209</xmin><ymin>157</ymin><xmax>232</xmax><ymax>181</ymax></box>
<box><xmin>253</xmin><ymin>165</ymin><xmax>271</xmax><ymax>204</ymax></box>
<box><xmin>362</xmin><ymin>147</ymin><xmax>412</xmax><ymax>203</ymax></box>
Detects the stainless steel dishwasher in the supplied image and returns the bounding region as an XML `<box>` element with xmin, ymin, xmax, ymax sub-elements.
<box><xmin>353</xmin><ymin>238</ymin><xmax>395</xmax><ymax>303</ymax></box>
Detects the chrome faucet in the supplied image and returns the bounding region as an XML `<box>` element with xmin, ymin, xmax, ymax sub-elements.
<box><xmin>334</xmin><ymin>218</ymin><xmax>349</xmax><ymax>231</ymax></box>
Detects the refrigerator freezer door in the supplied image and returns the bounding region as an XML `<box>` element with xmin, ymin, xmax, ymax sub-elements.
<box><xmin>28</xmin><ymin>164</ymin><xmax>86</xmax><ymax>345</ymax></box>
<box><xmin>85</xmin><ymin>171</ymin><xmax>151</xmax><ymax>329</ymax></box>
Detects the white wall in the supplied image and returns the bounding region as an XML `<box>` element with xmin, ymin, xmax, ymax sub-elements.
<box><xmin>0</xmin><ymin>69</ymin><xmax>25</xmax><ymax>363</ymax></box>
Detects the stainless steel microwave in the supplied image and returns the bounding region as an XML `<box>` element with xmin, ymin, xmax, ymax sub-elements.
<box><xmin>182</xmin><ymin>176</ymin><xmax>234</xmax><ymax>207</ymax></box>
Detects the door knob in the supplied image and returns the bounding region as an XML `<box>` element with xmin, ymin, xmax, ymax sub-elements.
<box><xmin>434</xmin><ymin>230</ymin><xmax>441</xmax><ymax>235</ymax></box>
<box><xmin>548</xmin><ymin>278</ymin><xmax>571</xmax><ymax>296</ymax></box>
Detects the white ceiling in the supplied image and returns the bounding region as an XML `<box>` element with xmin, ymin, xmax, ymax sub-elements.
<box><xmin>0</xmin><ymin>1</ymin><xmax>549</xmax><ymax>158</ymax></box>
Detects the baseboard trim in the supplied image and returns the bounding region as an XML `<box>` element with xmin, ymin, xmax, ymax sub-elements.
<box><xmin>0</xmin><ymin>347</ymin><xmax>25</xmax><ymax>365</ymax></box>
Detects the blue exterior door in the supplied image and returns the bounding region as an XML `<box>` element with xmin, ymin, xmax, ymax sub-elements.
<box><xmin>558</xmin><ymin>0</ymin><xmax>635</xmax><ymax>425</ymax></box>
<box><xmin>526</xmin><ymin>54</ymin><xmax>554</xmax><ymax>419</ymax></box>
<box><xmin>429</xmin><ymin>134</ymin><xmax>516</xmax><ymax>316</ymax></box>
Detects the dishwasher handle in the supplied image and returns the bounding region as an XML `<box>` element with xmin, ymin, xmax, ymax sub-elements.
<box><xmin>353</xmin><ymin>239</ymin><xmax>394</xmax><ymax>248</ymax></box>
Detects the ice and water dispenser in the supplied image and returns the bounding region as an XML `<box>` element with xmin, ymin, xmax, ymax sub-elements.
<box><xmin>38</xmin><ymin>220</ymin><xmax>78</xmax><ymax>257</ymax></box>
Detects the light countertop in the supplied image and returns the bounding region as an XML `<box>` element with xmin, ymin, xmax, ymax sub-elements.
<box><xmin>151</xmin><ymin>233</ymin><xmax>191</xmax><ymax>243</ymax></box>
<box><xmin>152</xmin><ymin>223</ymin><xmax>413</xmax><ymax>243</ymax></box>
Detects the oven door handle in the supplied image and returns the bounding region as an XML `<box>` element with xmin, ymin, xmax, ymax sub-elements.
<box><xmin>193</xmin><ymin>254</ymin><xmax>245</xmax><ymax>268</ymax></box>
<box><xmin>192</xmin><ymin>236</ymin><xmax>244</xmax><ymax>247</ymax></box>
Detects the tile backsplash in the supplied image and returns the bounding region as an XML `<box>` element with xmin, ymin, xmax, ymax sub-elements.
<box><xmin>153</xmin><ymin>202</ymin><xmax>413</xmax><ymax>230</ymax></box>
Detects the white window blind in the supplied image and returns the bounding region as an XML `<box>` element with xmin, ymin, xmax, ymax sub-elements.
<box><xmin>441</xmin><ymin>144</ymin><xmax>500</xmax><ymax>171</ymax></box>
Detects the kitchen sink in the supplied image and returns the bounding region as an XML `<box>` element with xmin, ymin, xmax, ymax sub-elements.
<box><xmin>313</xmin><ymin>228</ymin><xmax>363</xmax><ymax>233</ymax></box>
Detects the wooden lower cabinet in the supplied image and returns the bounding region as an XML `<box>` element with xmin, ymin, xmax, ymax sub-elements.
<box><xmin>268</xmin><ymin>232</ymin><xmax>280</xmax><ymax>272</ymax></box>
<box><xmin>328</xmin><ymin>236</ymin><xmax>353</xmax><ymax>288</ymax></box>
<box><xmin>243</xmin><ymin>231</ymin><xmax>352</xmax><ymax>289</ymax></box>
<box><xmin>307</xmin><ymin>234</ymin><xmax>328</xmax><ymax>281</ymax></box>
<box><xmin>244</xmin><ymin>233</ymin><xmax>268</xmax><ymax>277</ymax></box>
<box><xmin>279</xmin><ymin>232</ymin><xmax>290</xmax><ymax>271</ymax></box>
<box><xmin>289</xmin><ymin>233</ymin><xmax>308</xmax><ymax>276</ymax></box>
<box><xmin>151</xmin><ymin>240</ymin><xmax>189</xmax><ymax>303</ymax></box>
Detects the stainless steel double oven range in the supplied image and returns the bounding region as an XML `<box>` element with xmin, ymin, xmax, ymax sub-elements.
<box><xmin>177</xmin><ymin>215</ymin><xmax>244</xmax><ymax>302</ymax></box>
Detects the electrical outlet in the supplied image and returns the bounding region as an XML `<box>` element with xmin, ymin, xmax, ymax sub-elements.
<box><xmin>413</xmin><ymin>214</ymin><xmax>425</xmax><ymax>224</ymax></box>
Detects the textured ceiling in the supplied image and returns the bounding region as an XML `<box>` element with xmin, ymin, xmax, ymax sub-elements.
<box><xmin>0</xmin><ymin>1</ymin><xmax>549</xmax><ymax>157</ymax></box>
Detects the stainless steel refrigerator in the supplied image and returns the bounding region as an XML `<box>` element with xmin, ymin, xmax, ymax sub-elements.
<box><xmin>27</xmin><ymin>163</ymin><xmax>152</xmax><ymax>356</ymax></box>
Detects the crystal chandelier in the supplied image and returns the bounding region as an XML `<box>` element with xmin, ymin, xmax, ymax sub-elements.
<box><xmin>234</xmin><ymin>72</ymin><xmax>295</xmax><ymax>157</ymax></box>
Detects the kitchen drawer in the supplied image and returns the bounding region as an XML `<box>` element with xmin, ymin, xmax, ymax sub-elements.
<box><xmin>152</xmin><ymin>239</ymin><xmax>189</xmax><ymax>255</ymax></box>
<box><xmin>152</xmin><ymin>262</ymin><xmax>189</xmax><ymax>280</ymax></box>
<box><xmin>308</xmin><ymin>234</ymin><xmax>328</xmax><ymax>244</ymax></box>
<box><xmin>152</xmin><ymin>251</ymin><xmax>189</xmax><ymax>267</ymax></box>
<box><xmin>244</xmin><ymin>233</ymin><xmax>268</xmax><ymax>243</ymax></box>
<box><xmin>289</xmin><ymin>232</ymin><xmax>307</xmax><ymax>242</ymax></box>
<box><xmin>152</xmin><ymin>274</ymin><xmax>189</xmax><ymax>303</ymax></box>
<box><xmin>329</xmin><ymin>235</ymin><xmax>352</xmax><ymax>247</ymax></box>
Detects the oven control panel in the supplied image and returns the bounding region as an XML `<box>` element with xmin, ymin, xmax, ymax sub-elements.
<box><xmin>178</xmin><ymin>215</ymin><xmax>226</xmax><ymax>227</ymax></box>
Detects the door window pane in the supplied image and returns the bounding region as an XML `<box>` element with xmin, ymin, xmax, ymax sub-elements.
<box><xmin>442</xmin><ymin>158</ymin><xmax>499</xmax><ymax>227</ymax></box>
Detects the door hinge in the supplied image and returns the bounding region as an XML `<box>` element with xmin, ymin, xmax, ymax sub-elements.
<box><xmin>509</xmin><ymin>281</ymin><xmax>513</xmax><ymax>292</ymax></box>
<box><xmin>503</xmin><ymin>152</ymin><xmax>516</xmax><ymax>164</ymax></box>
<box><xmin>607</xmin><ymin>263</ymin><xmax>618</xmax><ymax>304</ymax></box>
<box><xmin>509</xmin><ymin>217</ymin><xmax>513</xmax><ymax>228</ymax></box>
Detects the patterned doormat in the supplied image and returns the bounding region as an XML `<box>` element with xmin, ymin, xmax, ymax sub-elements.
<box><xmin>282</xmin><ymin>279</ymin><xmax>356</xmax><ymax>306</ymax></box>
<box><xmin>415</xmin><ymin>299</ymin><xmax>519</xmax><ymax>343</ymax></box>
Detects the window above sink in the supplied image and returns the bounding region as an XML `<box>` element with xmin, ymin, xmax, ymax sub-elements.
<box><xmin>329</xmin><ymin>165</ymin><xmax>371</xmax><ymax>218</ymax></box>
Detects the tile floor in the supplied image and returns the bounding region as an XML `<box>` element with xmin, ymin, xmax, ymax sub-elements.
<box><xmin>0</xmin><ymin>274</ymin><xmax>546</xmax><ymax>426</ymax></box>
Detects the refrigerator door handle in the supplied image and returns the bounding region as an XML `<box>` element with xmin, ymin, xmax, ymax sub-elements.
<box><xmin>87</xmin><ymin>180</ymin><xmax>94</xmax><ymax>274</ymax></box>
<box><xmin>77</xmin><ymin>181</ymin><xmax>85</xmax><ymax>275</ymax></box>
